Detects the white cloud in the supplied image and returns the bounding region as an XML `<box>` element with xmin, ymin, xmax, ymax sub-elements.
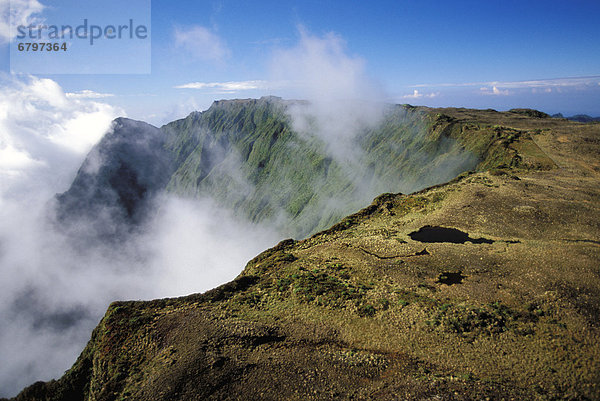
<box><xmin>498</xmin><ymin>76</ymin><xmax>600</xmax><ymax>89</ymax></box>
<box><xmin>173</xmin><ymin>25</ymin><xmax>230</xmax><ymax>62</ymax></box>
<box><xmin>175</xmin><ymin>80</ymin><xmax>269</xmax><ymax>92</ymax></box>
<box><xmin>270</xmin><ymin>27</ymin><xmax>383</xmax><ymax>102</ymax></box>
<box><xmin>0</xmin><ymin>75</ymin><xmax>127</xmax><ymax>396</ymax></box>
<box><xmin>0</xmin><ymin>75</ymin><xmax>123</xmax><ymax>198</ymax></box>
<box><xmin>402</xmin><ymin>89</ymin><xmax>439</xmax><ymax>99</ymax></box>
<box><xmin>480</xmin><ymin>85</ymin><xmax>510</xmax><ymax>96</ymax></box>
<box><xmin>413</xmin><ymin>76</ymin><xmax>600</xmax><ymax>92</ymax></box>
<box><xmin>0</xmin><ymin>143</ymin><xmax>42</xmax><ymax>173</ymax></box>
<box><xmin>0</xmin><ymin>0</ymin><xmax>44</xmax><ymax>44</ymax></box>
<box><xmin>142</xmin><ymin>196</ymin><xmax>279</xmax><ymax>296</ymax></box>
<box><xmin>0</xmin><ymin>75</ymin><xmax>284</xmax><ymax>398</ymax></box>
<box><xmin>269</xmin><ymin>28</ymin><xmax>386</xmax><ymax>160</ymax></box>
<box><xmin>493</xmin><ymin>86</ymin><xmax>509</xmax><ymax>95</ymax></box>
<box><xmin>65</xmin><ymin>90</ymin><xmax>115</xmax><ymax>99</ymax></box>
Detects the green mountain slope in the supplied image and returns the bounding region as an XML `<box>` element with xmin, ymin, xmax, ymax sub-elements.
<box><xmin>160</xmin><ymin>97</ymin><xmax>483</xmax><ymax>237</ymax></box>
<box><xmin>58</xmin><ymin>97</ymin><xmax>532</xmax><ymax>240</ymax></box>
<box><xmin>11</xmin><ymin>106</ymin><xmax>598</xmax><ymax>401</ymax></box>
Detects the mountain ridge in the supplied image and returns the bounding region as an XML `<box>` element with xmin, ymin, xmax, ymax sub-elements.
<box><xmin>10</xmin><ymin>102</ymin><xmax>599</xmax><ymax>400</ymax></box>
<box><xmin>56</xmin><ymin>97</ymin><xmax>491</xmax><ymax>239</ymax></box>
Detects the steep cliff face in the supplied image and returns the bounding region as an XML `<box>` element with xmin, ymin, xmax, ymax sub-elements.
<box><xmin>12</xmin><ymin>107</ymin><xmax>599</xmax><ymax>401</ymax></box>
<box><xmin>54</xmin><ymin>118</ymin><xmax>174</xmax><ymax>241</ymax></box>
<box><xmin>159</xmin><ymin>97</ymin><xmax>487</xmax><ymax>237</ymax></box>
<box><xmin>56</xmin><ymin>98</ymin><xmax>488</xmax><ymax>239</ymax></box>
<box><xmin>55</xmin><ymin>98</ymin><xmax>554</xmax><ymax>242</ymax></box>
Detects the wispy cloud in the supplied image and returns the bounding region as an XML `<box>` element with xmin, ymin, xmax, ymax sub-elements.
<box><xmin>267</xmin><ymin>27</ymin><xmax>386</xmax><ymax>161</ymax></box>
<box><xmin>402</xmin><ymin>89</ymin><xmax>439</xmax><ymax>99</ymax></box>
<box><xmin>173</xmin><ymin>25</ymin><xmax>230</xmax><ymax>63</ymax></box>
<box><xmin>411</xmin><ymin>76</ymin><xmax>600</xmax><ymax>91</ymax></box>
<box><xmin>65</xmin><ymin>90</ymin><xmax>115</xmax><ymax>99</ymax></box>
<box><xmin>495</xmin><ymin>76</ymin><xmax>600</xmax><ymax>89</ymax></box>
<box><xmin>269</xmin><ymin>27</ymin><xmax>384</xmax><ymax>103</ymax></box>
<box><xmin>174</xmin><ymin>80</ymin><xmax>269</xmax><ymax>92</ymax></box>
<box><xmin>0</xmin><ymin>0</ymin><xmax>45</xmax><ymax>44</ymax></box>
<box><xmin>480</xmin><ymin>86</ymin><xmax>510</xmax><ymax>96</ymax></box>
<box><xmin>250</xmin><ymin>37</ymin><xmax>290</xmax><ymax>46</ymax></box>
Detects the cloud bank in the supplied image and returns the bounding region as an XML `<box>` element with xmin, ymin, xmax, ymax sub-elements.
<box><xmin>0</xmin><ymin>0</ymin><xmax>44</xmax><ymax>44</ymax></box>
<box><xmin>0</xmin><ymin>75</ymin><xmax>122</xmax><ymax>396</ymax></box>
<box><xmin>174</xmin><ymin>25</ymin><xmax>230</xmax><ymax>63</ymax></box>
<box><xmin>268</xmin><ymin>28</ymin><xmax>387</xmax><ymax>160</ymax></box>
<box><xmin>175</xmin><ymin>80</ymin><xmax>269</xmax><ymax>92</ymax></box>
<box><xmin>0</xmin><ymin>75</ymin><xmax>121</xmax><ymax>197</ymax></box>
<box><xmin>0</xmin><ymin>76</ymin><xmax>279</xmax><ymax>397</ymax></box>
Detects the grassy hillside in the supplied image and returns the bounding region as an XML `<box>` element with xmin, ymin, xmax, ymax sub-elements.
<box><xmin>11</xmin><ymin>105</ymin><xmax>598</xmax><ymax>401</ymax></box>
<box><xmin>161</xmin><ymin>98</ymin><xmax>549</xmax><ymax>238</ymax></box>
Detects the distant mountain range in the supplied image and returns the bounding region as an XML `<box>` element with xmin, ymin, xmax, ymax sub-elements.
<box><xmin>551</xmin><ymin>113</ymin><xmax>600</xmax><ymax>122</ymax></box>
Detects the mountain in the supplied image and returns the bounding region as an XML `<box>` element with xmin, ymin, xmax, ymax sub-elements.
<box><xmin>54</xmin><ymin>117</ymin><xmax>174</xmax><ymax>241</ymax></box>
<box><xmin>508</xmin><ymin>108</ymin><xmax>550</xmax><ymax>118</ymax></box>
<box><xmin>55</xmin><ymin>97</ymin><xmax>538</xmax><ymax>240</ymax></box>
<box><xmin>552</xmin><ymin>113</ymin><xmax>600</xmax><ymax>123</ymax></box>
<box><xmin>566</xmin><ymin>114</ymin><xmax>600</xmax><ymax>123</ymax></box>
<box><xmin>9</xmin><ymin>104</ymin><xmax>600</xmax><ymax>400</ymax></box>
<box><xmin>160</xmin><ymin>98</ymin><xmax>484</xmax><ymax>237</ymax></box>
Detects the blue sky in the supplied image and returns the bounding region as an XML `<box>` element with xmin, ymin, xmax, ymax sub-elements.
<box><xmin>1</xmin><ymin>0</ymin><xmax>600</xmax><ymax>124</ymax></box>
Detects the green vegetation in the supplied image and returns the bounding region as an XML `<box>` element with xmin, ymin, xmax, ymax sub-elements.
<box><xmin>160</xmin><ymin>99</ymin><xmax>487</xmax><ymax>238</ymax></box>
<box><xmin>427</xmin><ymin>301</ymin><xmax>539</xmax><ymax>337</ymax></box>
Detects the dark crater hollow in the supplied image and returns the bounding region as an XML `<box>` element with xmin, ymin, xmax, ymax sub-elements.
<box><xmin>437</xmin><ymin>272</ymin><xmax>465</xmax><ymax>285</ymax></box>
<box><xmin>408</xmin><ymin>226</ymin><xmax>493</xmax><ymax>244</ymax></box>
